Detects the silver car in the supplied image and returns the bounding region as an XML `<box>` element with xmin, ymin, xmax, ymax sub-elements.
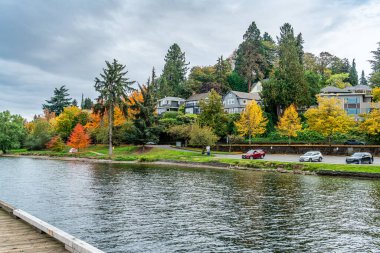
<box><xmin>299</xmin><ymin>151</ymin><xmax>323</xmax><ymax>162</ymax></box>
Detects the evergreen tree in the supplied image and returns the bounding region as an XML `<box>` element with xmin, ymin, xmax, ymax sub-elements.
<box><xmin>160</xmin><ymin>43</ymin><xmax>189</xmax><ymax>98</ymax></box>
<box><xmin>94</xmin><ymin>59</ymin><xmax>135</xmax><ymax>156</ymax></box>
<box><xmin>360</xmin><ymin>70</ymin><xmax>368</xmax><ymax>86</ymax></box>
<box><xmin>369</xmin><ymin>42</ymin><xmax>380</xmax><ymax>87</ymax></box>
<box><xmin>261</xmin><ymin>23</ymin><xmax>309</xmax><ymax>117</ymax></box>
<box><xmin>227</xmin><ymin>71</ymin><xmax>246</xmax><ymax>92</ymax></box>
<box><xmin>349</xmin><ymin>59</ymin><xmax>358</xmax><ymax>86</ymax></box>
<box><xmin>42</xmin><ymin>85</ymin><xmax>72</xmax><ymax>116</ymax></box>
<box><xmin>235</xmin><ymin>21</ymin><xmax>268</xmax><ymax>92</ymax></box>
<box><xmin>82</xmin><ymin>98</ymin><xmax>94</xmax><ymax>110</ymax></box>
<box><xmin>72</xmin><ymin>99</ymin><xmax>78</xmax><ymax>107</ymax></box>
<box><xmin>128</xmin><ymin>73</ymin><xmax>161</xmax><ymax>150</ymax></box>
<box><xmin>215</xmin><ymin>56</ymin><xmax>232</xmax><ymax>93</ymax></box>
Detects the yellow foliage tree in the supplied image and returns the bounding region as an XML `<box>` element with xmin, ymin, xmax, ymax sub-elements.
<box><xmin>304</xmin><ymin>96</ymin><xmax>355</xmax><ymax>144</ymax></box>
<box><xmin>276</xmin><ymin>104</ymin><xmax>302</xmax><ymax>144</ymax></box>
<box><xmin>372</xmin><ymin>87</ymin><xmax>380</xmax><ymax>102</ymax></box>
<box><xmin>360</xmin><ymin>108</ymin><xmax>380</xmax><ymax>140</ymax></box>
<box><xmin>235</xmin><ymin>100</ymin><xmax>268</xmax><ymax>145</ymax></box>
<box><xmin>127</xmin><ymin>90</ymin><xmax>143</xmax><ymax>119</ymax></box>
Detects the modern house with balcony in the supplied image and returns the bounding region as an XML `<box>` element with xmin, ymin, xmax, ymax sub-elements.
<box><xmin>184</xmin><ymin>92</ymin><xmax>209</xmax><ymax>114</ymax></box>
<box><xmin>318</xmin><ymin>85</ymin><xmax>373</xmax><ymax>120</ymax></box>
<box><xmin>157</xmin><ymin>97</ymin><xmax>185</xmax><ymax>115</ymax></box>
<box><xmin>223</xmin><ymin>90</ymin><xmax>261</xmax><ymax>114</ymax></box>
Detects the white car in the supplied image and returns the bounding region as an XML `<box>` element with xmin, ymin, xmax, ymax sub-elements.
<box><xmin>299</xmin><ymin>151</ymin><xmax>323</xmax><ymax>162</ymax></box>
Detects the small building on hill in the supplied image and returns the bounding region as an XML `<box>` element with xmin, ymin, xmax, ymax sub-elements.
<box><xmin>157</xmin><ymin>97</ymin><xmax>185</xmax><ymax>115</ymax></box>
<box><xmin>223</xmin><ymin>90</ymin><xmax>261</xmax><ymax>114</ymax></box>
<box><xmin>319</xmin><ymin>85</ymin><xmax>373</xmax><ymax>120</ymax></box>
<box><xmin>184</xmin><ymin>92</ymin><xmax>209</xmax><ymax>114</ymax></box>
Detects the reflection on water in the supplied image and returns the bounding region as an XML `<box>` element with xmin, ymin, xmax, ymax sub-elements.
<box><xmin>1</xmin><ymin>157</ymin><xmax>380</xmax><ymax>252</ymax></box>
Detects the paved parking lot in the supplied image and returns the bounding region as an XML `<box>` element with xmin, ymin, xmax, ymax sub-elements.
<box><xmin>215</xmin><ymin>153</ymin><xmax>379</xmax><ymax>165</ymax></box>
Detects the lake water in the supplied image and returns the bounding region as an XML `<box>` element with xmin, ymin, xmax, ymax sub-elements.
<box><xmin>1</xmin><ymin>157</ymin><xmax>380</xmax><ymax>252</ymax></box>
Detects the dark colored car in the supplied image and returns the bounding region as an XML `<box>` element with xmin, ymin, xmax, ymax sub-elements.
<box><xmin>242</xmin><ymin>149</ymin><xmax>265</xmax><ymax>159</ymax></box>
<box><xmin>346</xmin><ymin>152</ymin><xmax>374</xmax><ymax>164</ymax></box>
<box><xmin>344</xmin><ymin>140</ymin><xmax>366</xmax><ymax>145</ymax></box>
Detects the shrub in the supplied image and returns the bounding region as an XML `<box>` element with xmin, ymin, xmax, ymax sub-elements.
<box><xmin>296</xmin><ymin>129</ymin><xmax>325</xmax><ymax>143</ymax></box>
<box><xmin>46</xmin><ymin>136</ymin><xmax>66</xmax><ymax>152</ymax></box>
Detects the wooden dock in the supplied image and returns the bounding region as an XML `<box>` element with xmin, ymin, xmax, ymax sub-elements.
<box><xmin>0</xmin><ymin>200</ymin><xmax>104</xmax><ymax>253</ymax></box>
<box><xmin>0</xmin><ymin>208</ymin><xmax>68</xmax><ymax>252</ymax></box>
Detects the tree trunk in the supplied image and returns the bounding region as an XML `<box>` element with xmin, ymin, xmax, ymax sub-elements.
<box><xmin>142</xmin><ymin>144</ymin><xmax>145</xmax><ymax>152</ymax></box>
<box><xmin>249</xmin><ymin>133</ymin><xmax>251</xmax><ymax>146</ymax></box>
<box><xmin>108</xmin><ymin>104</ymin><xmax>113</xmax><ymax>157</ymax></box>
<box><xmin>288</xmin><ymin>136</ymin><xmax>291</xmax><ymax>145</ymax></box>
<box><xmin>202</xmin><ymin>146</ymin><xmax>205</xmax><ymax>154</ymax></box>
<box><xmin>276</xmin><ymin>105</ymin><xmax>281</xmax><ymax>119</ymax></box>
<box><xmin>2</xmin><ymin>149</ymin><xmax>6</xmax><ymax>154</ymax></box>
<box><xmin>248</xmin><ymin>79</ymin><xmax>252</xmax><ymax>92</ymax></box>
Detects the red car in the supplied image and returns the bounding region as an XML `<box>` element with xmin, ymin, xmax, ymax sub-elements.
<box><xmin>242</xmin><ymin>149</ymin><xmax>266</xmax><ymax>159</ymax></box>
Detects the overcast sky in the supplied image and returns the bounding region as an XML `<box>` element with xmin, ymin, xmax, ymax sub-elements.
<box><xmin>0</xmin><ymin>0</ymin><xmax>379</xmax><ymax>119</ymax></box>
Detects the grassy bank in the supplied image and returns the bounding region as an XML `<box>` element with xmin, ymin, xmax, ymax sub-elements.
<box><xmin>6</xmin><ymin>145</ymin><xmax>380</xmax><ymax>175</ymax></box>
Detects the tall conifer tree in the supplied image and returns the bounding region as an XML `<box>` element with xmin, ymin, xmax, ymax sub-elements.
<box><xmin>42</xmin><ymin>85</ymin><xmax>72</xmax><ymax>116</ymax></box>
<box><xmin>360</xmin><ymin>70</ymin><xmax>368</xmax><ymax>86</ymax></box>
<box><xmin>160</xmin><ymin>43</ymin><xmax>189</xmax><ymax>97</ymax></box>
<box><xmin>349</xmin><ymin>59</ymin><xmax>358</xmax><ymax>86</ymax></box>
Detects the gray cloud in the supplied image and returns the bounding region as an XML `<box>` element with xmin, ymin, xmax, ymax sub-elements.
<box><xmin>0</xmin><ymin>0</ymin><xmax>379</xmax><ymax>119</ymax></box>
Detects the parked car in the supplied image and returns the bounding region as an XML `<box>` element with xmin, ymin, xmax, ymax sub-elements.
<box><xmin>344</xmin><ymin>140</ymin><xmax>365</xmax><ymax>145</ymax></box>
<box><xmin>299</xmin><ymin>151</ymin><xmax>323</xmax><ymax>162</ymax></box>
<box><xmin>145</xmin><ymin>141</ymin><xmax>156</xmax><ymax>145</ymax></box>
<box><xmin>346</xmin><ymin>152</ymin><xmax>374</xmax><ymax>164</ymax></box>
<box><xmin>242</xmin><ymin>149</ymin><xmax>265</xmax><ymax>159</ymax></box>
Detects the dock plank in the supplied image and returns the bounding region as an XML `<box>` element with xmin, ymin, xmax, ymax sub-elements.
<box><xmin>0</xmin><ymin>209</ymin><xmax>68</xmax><ymax>253</ymax></box>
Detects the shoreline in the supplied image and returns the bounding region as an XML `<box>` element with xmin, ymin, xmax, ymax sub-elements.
<box><xmin>4</xmin><ymin>153</ymin><xmax>380</xmax><ymax>179</ymax></box>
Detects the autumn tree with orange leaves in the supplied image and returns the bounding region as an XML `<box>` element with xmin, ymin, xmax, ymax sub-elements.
<box><xmin>67</xmin><ymin>124</ymin><xmax>90</xmax><ymax>151</ymax></box>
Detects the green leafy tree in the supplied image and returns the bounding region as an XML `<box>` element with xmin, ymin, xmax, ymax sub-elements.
<box><xmin>189</xmin><ymin>124</ymin><xmax>219</xmax><ymax>154</ymax></box>
<box><xmin>167</xmin><ymin>124</ymin><xmax>192</xmax><ymax>146</ymax></box>
<box><xmin>349</xmin><ymin>59</ymin><xmax>358</xmax><ymax>86</ymax></box>
<box><xmin>360</xmin><ymin>70</ymin><xmax>368</xmax><ymax>86</ymax></box>
<box><xmin>235</xmin><ymin>21</ymin><xmax>269</xmax><ymax>92</ymax></box>
<box><xmin>326</xmin><ymin>73</ymin><xmax>351</xmax><ymax>88</ymax></box>
<box><xmin>198</xmin><ymin>89</ymin><xmax>227</xmax><ymax>137</ymax></box>
<box><xmin>53</xmin><ymin>106</ymin><xmax>90</xmax><ymax>141</ymax></box>
<box><xmin>128</xmin><ymin>72</ymin><xmax>161</xmax><ymax>150</ymax></box>
<box><xmin>186</xmin><ymin>65</ymin><xmax>216</xmax><ymax>93</ymax></box>
<box><xmin>42</xmin><ymin>85</ymin><xmax>72</xmax><ymax>116</ymax></box>
<box><xmin>0</xmin><ymin>111</ymin><xmax>25</xmax><ymax>153</ymax></box>
<box><xmin>25</xmin><ymin>118</ymin><xmax>52</xmax><ymax>150</ymax></box>
<box><xmin>160</xmin><ymin>43</ymin><xmax>189</xmax><ymax>97</ymax></box>
<box><xmin>330</xmin><ymin>56</ymin><xmax>350</xmax><ymax>74</ymax></box>
<box><xmin>94</xmin><ymin>59</ymin><xmax>135</xmax><ymax>156</ymax></box>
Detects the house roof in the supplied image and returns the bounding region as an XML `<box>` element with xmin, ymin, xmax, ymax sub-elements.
<box><xmin>230</xmin><ymin>90</ymin><xmax>260</xmax><ymax>100</ymax></box>
<box><xmin>344</xmin><ymin>85</ymin><xmax>372</xmax><ymax>92</ymax></box>
<box><xmin>320</xmin><ymin>86</ymin><xmax>350</xmax><ymax>93</ymax></box>
<box><xmin>186</xmin><ymin>92</ymin><xmax>209</xmax><ymax>101</ymax></box>
<box><xmin>158</xmin><ymin>96</ymin><xmax>185</xmax><ymax>102</ymax></box>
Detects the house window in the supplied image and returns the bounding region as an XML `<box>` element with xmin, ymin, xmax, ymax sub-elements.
<box><xmin>243</xmin><ymin>100</ymin><xmax>246</xmax><ymax>104</ymax></box>
<box><xmin>228</xmin><ymin>99</ymin><xmax>235</xmax><ymax>105</ymax></box>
